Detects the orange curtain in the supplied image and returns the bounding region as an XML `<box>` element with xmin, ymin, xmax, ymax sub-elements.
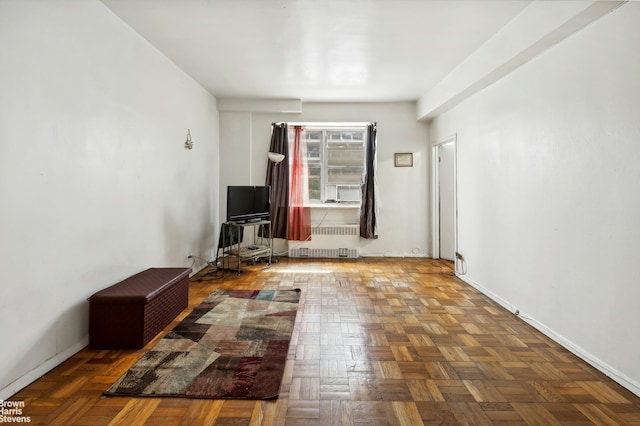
<box><xmin>288</xmin><ymin>126</ymin><xmax>311</xmax><ymax>241</ymax></box>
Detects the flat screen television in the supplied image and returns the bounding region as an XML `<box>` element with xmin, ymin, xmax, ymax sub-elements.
<box><xmin>226</xmin><ymin>185</ymin><xmax>271</xmax><ymax>223</ymax></box>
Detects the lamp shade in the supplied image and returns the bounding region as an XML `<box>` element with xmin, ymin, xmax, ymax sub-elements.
<box><xmin>268</xmin><ymin>152</ymin><xmax>285</xmax><ymax>163</ymax></box>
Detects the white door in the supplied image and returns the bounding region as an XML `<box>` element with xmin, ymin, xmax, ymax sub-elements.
<box><xmin>438</xmin><ymin>142</ymin><xmax>456</xmax><ymax>261</ymax></box>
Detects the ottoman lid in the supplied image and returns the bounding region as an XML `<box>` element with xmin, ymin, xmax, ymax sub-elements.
<box><xmin>89</xmin><ymin>268</ymin><xmax>190</xmax><ymax>304</ymax></box>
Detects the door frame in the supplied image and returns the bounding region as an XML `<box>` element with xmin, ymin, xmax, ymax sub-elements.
<box><xmin>431</xmin><ymin>134</ymin><xmax>458</xmax><ymax>261</ymax></box>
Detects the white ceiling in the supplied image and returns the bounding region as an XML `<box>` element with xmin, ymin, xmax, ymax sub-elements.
<box><xmin>100</xmin><ymin>0</ymin><xmax>531</xmax><ymax>102</ymax></box>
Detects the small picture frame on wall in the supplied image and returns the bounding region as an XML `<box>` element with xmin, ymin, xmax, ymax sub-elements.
<box><xmin>394</xmin><ymin>153</ymin><xmax>413</xmax><ymax>167</ymax></box>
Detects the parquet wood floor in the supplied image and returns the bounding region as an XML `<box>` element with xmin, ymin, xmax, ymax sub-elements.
<box><xmin>9</xmin><ymin>258</ymin><xmax>640</xmax><ymax>425</ymax></box>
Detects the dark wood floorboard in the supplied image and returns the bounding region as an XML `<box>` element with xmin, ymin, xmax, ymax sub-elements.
<box><xmin>9</xmin><ymin>258</ymin><xmax>640</xmax><ymax>425</ymax></box>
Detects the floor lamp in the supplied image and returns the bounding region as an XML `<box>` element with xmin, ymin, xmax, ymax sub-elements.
<box><xmin>268</xmin><ymin>152</ymin><xmax>285</xmax><ymax>262</ymax></box>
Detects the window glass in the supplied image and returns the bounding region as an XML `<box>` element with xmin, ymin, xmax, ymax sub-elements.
<box><xmin>290</xmin><ymin>125</ymin><xmax>366</xmax><ymax>203</ymax></box>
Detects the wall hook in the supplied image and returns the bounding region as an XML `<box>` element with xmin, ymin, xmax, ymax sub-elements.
<box><xmin>185</xmin><ymin>129</ymin><xmax>194</xmax><ymax>150</ymax></box>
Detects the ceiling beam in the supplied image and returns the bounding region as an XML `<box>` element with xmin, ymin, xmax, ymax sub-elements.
<box><xmin>416</xmin><ymin>0</ymin><xmax>627</xmax><ymax>122</ymax></box>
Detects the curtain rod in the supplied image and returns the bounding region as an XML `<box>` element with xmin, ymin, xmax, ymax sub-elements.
<box><xmin>272</xmin><ymin>121</ymin><xmax>376</xmax><ymax>126</ymax></box>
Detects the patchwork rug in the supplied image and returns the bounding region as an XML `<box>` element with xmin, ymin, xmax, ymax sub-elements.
<box><xmin>104</xmin><ymin>289</ymin><xmax>301</xmax><ymax>399</ymax></box>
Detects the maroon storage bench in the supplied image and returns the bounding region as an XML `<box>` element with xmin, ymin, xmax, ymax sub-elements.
<box><xmin>88</xmin><ymin>268</ymin><xmax>190</xmax><ymax>349</ymax></box>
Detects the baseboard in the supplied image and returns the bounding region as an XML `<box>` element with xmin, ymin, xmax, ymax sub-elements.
<box><xmin>0</xmin><ymin>338</ymin><xmax>88</xmax><ymax>400</ymax></box>
<box><xmin>457</xmin><ymin>274</ymin><xmax>640</xmax><ymax>397</ymax></box>
<box><xmin>456</xmin><ymin>274</ymin><xmax>518</xmax><ymax>314</ymax></box>
<box><xmin>189</xmin><ymin>253</ymin><xmax>220</xmax><ymax>276</ymax></box>
<box><xmin>359</xmin><ymin>253</ymin><xmax>430</xmax><ymax>258</ymax></box>
<box><xmin>189</xmin><ymin>261</ymin><xmax>209</xmax><ymax>276</ymax></box>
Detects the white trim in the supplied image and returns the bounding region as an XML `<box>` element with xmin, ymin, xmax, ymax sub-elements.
<box><xmin>189</xmin><ymin>263</ymin><xmax>208</xmax><ymax>277</ymax></box>
<box><xmin>306</xmin><ymin>202</ymin><xmax>361</xmax><ymax>209</ymax></box>
<box><xmin>431</xmin><ymin>147</ymin><xmax>440</xmax><ymax>259</ymax></box>
<box><xmin>0</xmin><ymin>339</ymin><xmax>88</xmax><ymax>400</ymax></box>
<box><xmin>431</xmin><ymin>134</ymin><xmax>457</xmax><ymax>261</ymax></box>
<box><xmin>457</xmin><ymin>273</ymin><xmax>640</xmax><ymax>398</ymax></box>
<box><xmin>359</xmin><ymin>252</ymin><xmax>430</xmax><ymax>258</ymax></box>
<box><xmin>286</xmin><ymin>122</ymin><xmax>370</xmax><ymax>128</ymax></box>
<box><xmin>456</xmin><ymin>274</ymin><xmax>518</xmax><ymax>314</ymax></box>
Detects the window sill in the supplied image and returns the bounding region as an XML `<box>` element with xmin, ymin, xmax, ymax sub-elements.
<box><xmin>306</xmin><ymin>202</ymin><xmax>361</xmax><ymax>209</ymax></box>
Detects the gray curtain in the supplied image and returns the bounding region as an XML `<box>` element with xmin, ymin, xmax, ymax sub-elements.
<box><xmin>266</xmin><ymin>123</ymin><xmax>289</xmax><ymax>239</ymax></box>
<box><xmin>360</xmin><ymin>123</ymin><xmax>378</xmax><ymax>239</ymax></box>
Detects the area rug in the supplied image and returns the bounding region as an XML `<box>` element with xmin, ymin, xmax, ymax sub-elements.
<box><xmin>104</xmin><ymin>289</ymin><xmax>301</xmax><ymax>399</ymax></box>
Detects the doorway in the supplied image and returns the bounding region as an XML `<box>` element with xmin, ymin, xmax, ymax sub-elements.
<box><xmin>432</xmin><ymin>135</ymin><xmax>457</xmax><ymax>262</ymax></box>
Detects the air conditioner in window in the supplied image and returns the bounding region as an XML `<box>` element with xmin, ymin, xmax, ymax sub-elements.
<box><xmin>336</xmin><ymin>185</ymin><xmax>360</xmax><ymax>202</ymax></box>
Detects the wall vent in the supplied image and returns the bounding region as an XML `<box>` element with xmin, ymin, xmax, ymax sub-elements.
<box><xmin>289</xmin><ymin>247</ymin><xmax>359</xmax><ymax>259</ymax></box>
<box><xmin>312</xmin><ymin>225</ymin><xmax>358</xmax><ymax>236</ymax></box>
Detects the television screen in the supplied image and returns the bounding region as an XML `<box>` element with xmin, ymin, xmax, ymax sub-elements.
<box><xmin>226</xmin><ymin>186</ymin><xmax>271</xmax><ymax>222</ymax></box>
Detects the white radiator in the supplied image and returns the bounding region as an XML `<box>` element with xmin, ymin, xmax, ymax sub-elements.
<box><xmin>288</xmin><ymin>224</ymin><xmax>359</xmax><ymax>258</ymax></box>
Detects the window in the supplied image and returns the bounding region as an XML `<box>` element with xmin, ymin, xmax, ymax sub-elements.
<box><xmin>289</xmin><ymin>125</ymin><xmax>366</xmax><ymax>204</ymax></box>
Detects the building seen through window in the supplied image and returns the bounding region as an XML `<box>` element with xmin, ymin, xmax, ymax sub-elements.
<box><xmin>289</xmin><ymin>126</ymin><xmax>366</xmax><ymax>203</ymax></box>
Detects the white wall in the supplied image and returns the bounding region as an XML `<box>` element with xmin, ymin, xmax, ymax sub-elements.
<box><xmin>219</xmin><ymin>102</ymin><xmax>430</xmax><ymax>257</ymax></box>
<box><xmin>430</xmin><ymin>2</ymin><xmax>640</xmax><ymax>394</ymax></box>
<box><xmin>0</xmin><ymin>0</ymin><xmax>219</xmax><ymax>398</ymax></box>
